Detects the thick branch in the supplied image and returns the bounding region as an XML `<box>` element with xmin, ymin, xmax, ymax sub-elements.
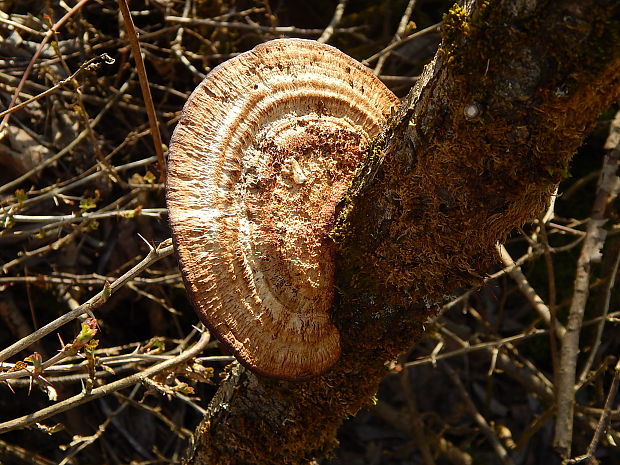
<box><xmin>186</xmin><ymin>1</ymin><xmax>620</xmax><ymax>464</ymax></box>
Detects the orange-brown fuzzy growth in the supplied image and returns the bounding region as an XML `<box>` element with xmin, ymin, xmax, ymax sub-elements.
<box><xmin>166</xmin><ymin>39</ymin><xmax>398</xmax><ymax>380</ymax></box>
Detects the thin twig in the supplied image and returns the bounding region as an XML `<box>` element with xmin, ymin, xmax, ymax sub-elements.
<box><xmin>0</xmin><ymin>240</ymin><xmax>174</xmax><ymax>364</ymax></box>
<box><xmin>117</xmin><ymin>0</ymin><xmax>166</xmax><ymax>179</ymax></box>
<box><xmin>442</xmin><ymin>363</ymin><xmax>515</xmax><ymax>465</ymax></box>
<box><xmin>497</xmin><ymin>244</ymin><xmax>565</xmax><ymax>338</ymax></box>
<box><xmin>0</xmin><ymin>16</ymin><xmax>47</xmax><ymax>37</ymax></box>
<box><xmin>9</xmin><ymin>208</ymin><xmax>167</xmax><ymax>224</ymax></box>
<box><xmin>577</xmin><ymin>247</ymin><xmax>620</xmax><ymax>388</ymax></box>
<box><xmin>585</xmin><ymin>359</ymin><xmax>620</xmax><ymax>458</ymax></box>
<box><xmin>554</xmin><ymin>147</ymin><xmax>620</xmax><ymax>457</ymax></box>
<box><xmin>0</xmin><ymin>78</ymin><xmax>133</xmax><ymax>196</ymax></box>
<box><xmin>1</xmin><ymin>227</ymin><xmax>82</xmax><ymax>274</ymax></box>
<box><xmin>373</xmin><ymin>0</ymin><xmax>417</xmax><ymax>75</ymax></box>
<box><xmin>113</xmin><ymin>390</ymin><xmax>195</xmax><ymax>438</ymax></box>
<box><xmin>404</xmin><ymin>309</ymin><xmax>620</xmax><ymax>370</ymax></box>
<box><xmin>362</xmin><ymin>22</ymin><xmax>441</xmax><ymax>66</ymax></box>
<box><xmin>0</xmin><ymin>70</ymin><xmax>161</xmax><ymax>115</ymax></box>
<box><xmin>0</xmin><ymin>0</ymin><xmax>92</xmax><ymax>134</ymax></box>
<box><xmin>0</xmin><ymin>271</ymin><xmax>181</xmax><ymax>286</ymax></box>
<box><xmin>1</xmin><ymin>155</ymin><xmax>156</xmax><ymax>211</ymax></box>
<box><xmin>567</xmin><ymin>359</ymin><xmax>620</xmax><ymax>464</ymax></box>
<box><xmin>3</xmin><ymin>355</ymin><xmax>232</xmax><ymax>386</ymax></box>
<box><xmin>538</xmin><ymin>220</ymin><xmax>561</xmax><ymax>390</ymax></box>
<box><xmin>57</xmin><ymin>385</ymin><xmax>141</xmax><ymax>465</ymax></box>
<box><xmin>170</xmin><ymin>0</ymin><xmax>206</xmax><ymax>80</ymax></box>
<box><xmin>400</xmin><ymin>368</ymin><xmax>436</xmax><ymax>465</ymax></box>
<box><xmin>165</xmin><ymin>16</ymin><xmax>361</xmax><ymax>36</ymax></box>
<box><xmin>379</xmin><ymin>74</ymin><xmax>419</xmax><ymax>85</ymax></box>
<box><xmin>404</xmin><ymin>329</ymin><xmax>546</xmax><ymax>368</ymax></box>
<box><xmin>0</xmin><ymin>54</ymin><xmax>114</xmax><ymax>120</ymax></box>
<box><xmin>515</xmin><ymin>407</ymin><xmax>556</xmax><ymax>450</ymax></box>
<box><xmin>0</xmin><ymin>438</ymin><xmax>56</xmax><ymax>465</ymax></box>
<box><xmin>317</xmin><ymin>0</ymin><xmax>348</xmax><ymax>44</ymax></box>
<box><xmin>0</xmin><ymin>331</ymin><xmax>210</xmax><ymax>434</ymax></box>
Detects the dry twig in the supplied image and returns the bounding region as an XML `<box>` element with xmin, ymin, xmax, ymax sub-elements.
<box><xmin>116</xmin><ymin>0</ymin><xmax>166</xmax><ymax>178</ymax></box>
<box><xmin>0</xmin><ymin>240</ymin><xmax>174</xmax><ymax>364</ymax></box>
<box><xmin>554</xmin><ymin>146</ymin><xmax>620</xmax><ymax>457</ymax></box>
<box><xmin>317</xmin><ymin>0</ymin><xmax>348</xmax><ymax>44</ymax></box>
<box><xmin>0</xmin><ymin>330</ymin><xmax>210</xmax><ymax>434</ymax></box>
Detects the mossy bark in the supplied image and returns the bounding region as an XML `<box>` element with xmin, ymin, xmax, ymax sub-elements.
<box><xmin>186</xmin><ymin>1</ymin><xmax>620</xmax><ymax>464</ymax></box>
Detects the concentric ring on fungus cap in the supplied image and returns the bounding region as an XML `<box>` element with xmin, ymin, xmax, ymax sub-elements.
<box><xmin>167</xmin><ymin>38</ymin><xmax>399</xmax><ymax>380</ymax></box>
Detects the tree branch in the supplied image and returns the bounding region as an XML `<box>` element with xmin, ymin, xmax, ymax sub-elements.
<box><xmin>186</xmin><ymin>1</ymin><xmax>620</xmax><ymax>463</ymax></box>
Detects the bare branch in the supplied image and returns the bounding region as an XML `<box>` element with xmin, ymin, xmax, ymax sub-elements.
<box><xmin>317</xmin><ymin>0</ymin><xmax>347</xmax><ymax>44</ymax></box>
<box><xmin>0</xmin><ymin>240</ymin><xmax>174</xmax><ymax>364</ymax></box>
<box><xmin>0</xmin><ymin>331</ymin><xmax>210</xmax><ymax>434</ymax></box>
<box><xmin>554</xmin><ymin>146</ymin><xmax>620</xmax><ymax>457</ymax></box>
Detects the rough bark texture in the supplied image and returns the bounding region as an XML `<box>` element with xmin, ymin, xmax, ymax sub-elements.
<box><xmin>186</xmin><ymin>1</ymin><xmax>620</xmax><ymax>464</ymax></box>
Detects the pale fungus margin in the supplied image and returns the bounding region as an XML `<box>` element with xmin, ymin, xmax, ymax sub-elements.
<box><xmin>166</xmin><ymin>38</ymin><xmax>399</xmax><ymax>380</ymax></box>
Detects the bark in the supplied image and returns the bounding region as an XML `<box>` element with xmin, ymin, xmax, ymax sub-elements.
<box><xmin>185</xmin><ymin>1</ymin><xmax>620</xmax><ymax>464</ymax></box>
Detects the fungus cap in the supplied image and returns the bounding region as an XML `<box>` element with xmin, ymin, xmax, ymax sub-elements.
<box><xmin>167</xmin><ymin>38</ymin><xmax>399</xmax><ymax>380</ymax></box>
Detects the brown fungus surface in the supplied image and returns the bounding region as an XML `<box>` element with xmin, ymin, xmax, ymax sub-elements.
<box><xmin>166</xmin><ymin>38</ymin><xmax>399</xmax><ymax>380</ymax></box>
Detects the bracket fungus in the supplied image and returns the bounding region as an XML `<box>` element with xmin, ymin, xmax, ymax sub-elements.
<box><xmin>166</xmin><ymin>38</ymin><xmax>399</xmax><ymax>380</ymax></box>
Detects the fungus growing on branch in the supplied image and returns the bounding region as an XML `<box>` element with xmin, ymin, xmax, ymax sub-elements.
<box><xmin>166</xmin><ymin>38</ymin><xmax>398</xmax><ymax>380</ymax></box>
